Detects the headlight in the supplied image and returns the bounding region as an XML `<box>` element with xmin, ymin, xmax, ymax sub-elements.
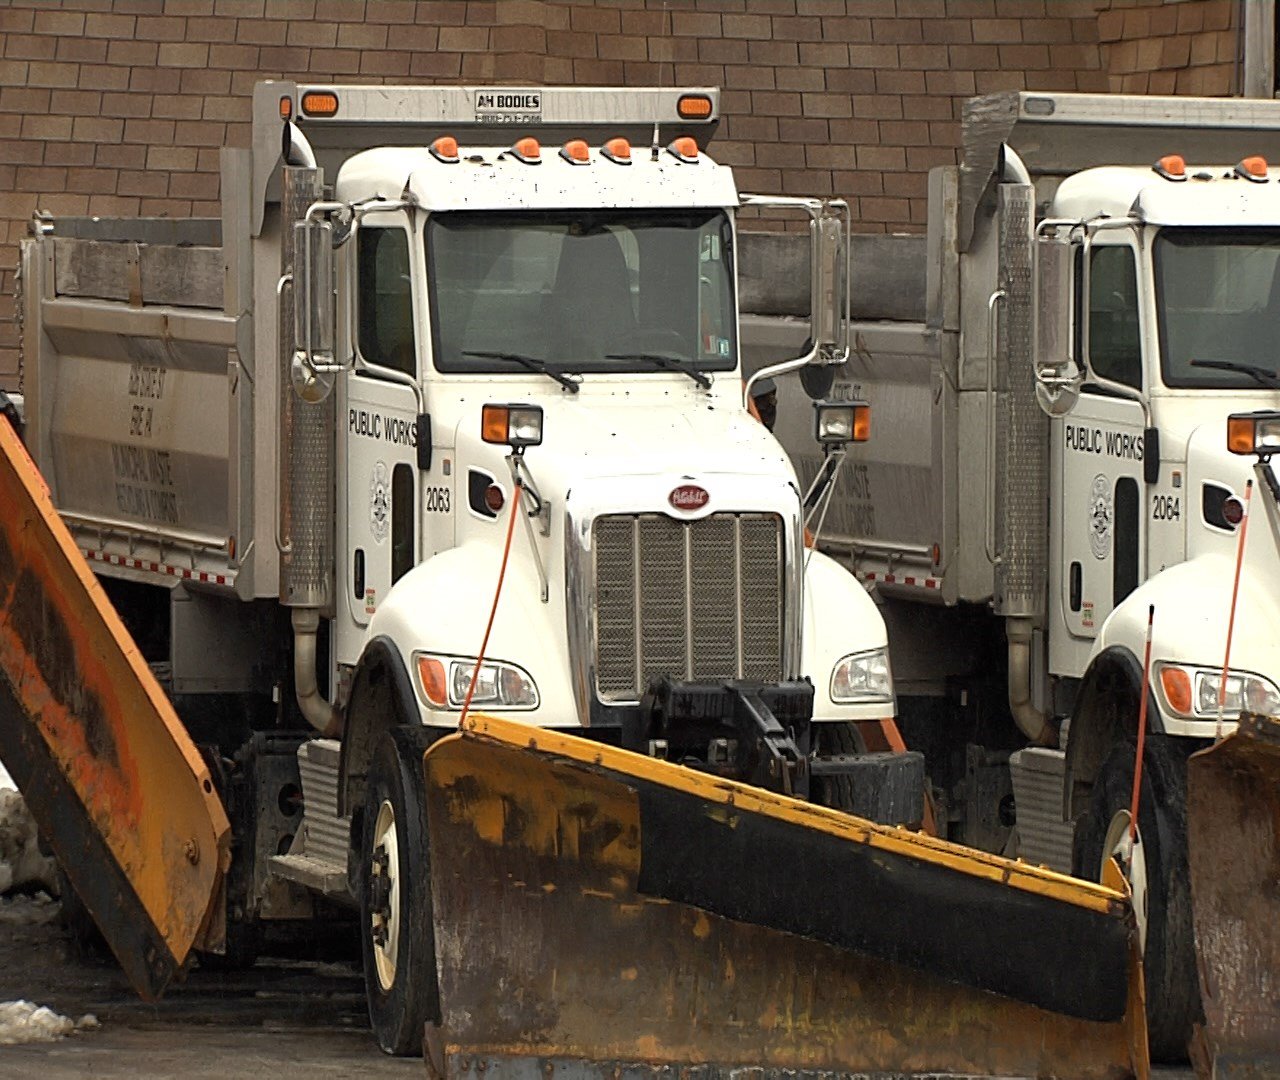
<box><xmin>830</xmin><ymin>647</ymin><xmax>894</xmax><ymax>704</ymax></box>
<box><xmin>1156</xmin><ymin>662</ymin><xmax>1280</xmax><ymax>720</ymax></box>
<box><xmin>415</xmin><ymin>653</ymin><xmax>539</xmax><ymax>710</ymax></box>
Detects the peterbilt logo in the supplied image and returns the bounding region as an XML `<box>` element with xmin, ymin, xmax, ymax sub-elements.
<box><xmin>669</xmin><ymin>484</ymin><xmax>709</xmax><ymax>511</ymax></box>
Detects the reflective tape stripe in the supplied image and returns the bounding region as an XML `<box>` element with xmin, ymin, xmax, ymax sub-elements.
<box><xmin>82</xmin><ymin>548</ymin><xmax>231</xmax><ymax>587</ymax></box>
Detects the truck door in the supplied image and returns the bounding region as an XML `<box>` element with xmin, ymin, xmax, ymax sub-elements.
<box><xmin>341</xmin><ymin>224</ymin><xmax>423</xmax><ymax>638</ymax></box>
<box><xmin>1055</xmin><ymin>241</ymin><xmax>1147</xmax><ymax>641</ymax></box>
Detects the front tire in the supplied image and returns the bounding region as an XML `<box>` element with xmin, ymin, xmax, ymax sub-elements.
<box><xmin>1073</xmin><ymin>736</ymin><xmax>1201</xmax><ymax>1063</ymax></box>
<box><xmin>360</xmin><ymin>727</ymin><xmax>439</xmax><ymax>1056</ymax></box>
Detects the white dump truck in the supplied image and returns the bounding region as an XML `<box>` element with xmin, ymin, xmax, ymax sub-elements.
<box><xmin>752</xmin><ymin>90</ymin><xmax>1280</xmax><ymax>1062</ymax></box>
<box><xmin>7</xmin><ymin>82</ymin><xmax>938</xmax><ymax>1054</ymax></box>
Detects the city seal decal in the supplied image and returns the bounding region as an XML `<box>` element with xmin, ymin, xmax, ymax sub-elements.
<box><xmin>371</xmin><ymin>461</ymin><xmax>390</xmax><ymax>543</ymax></box>
<box><xmin>1089</xmin><ymin>474</ymin><xmax>1112</xmax><ymax>560</ymax></box>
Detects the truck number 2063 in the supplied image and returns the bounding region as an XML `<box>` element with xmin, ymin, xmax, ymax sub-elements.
<box><xmin>1153</xmin><ymin>494</ymin><xmax>1180</xmax><ymax>521</ymax></box>
<box><xmin>425</xmin><ymin>486</ymin><xmax>451</xmax><ymax>513</ymax></box>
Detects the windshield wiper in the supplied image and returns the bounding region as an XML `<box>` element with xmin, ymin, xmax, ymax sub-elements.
<box><xmin>605</xmin><ymin>352</ymin><xmax>712</xmax><ymax>390</ymax></box>
<box><xmin>462</xmin><ymin>350</ymin><xmax>581</xmax><ymax>393</ymax></box>
<box><xmin>1190</xmin><ymin>359</ymin><xmax>1280</xmax><ymax>388</ymax></box>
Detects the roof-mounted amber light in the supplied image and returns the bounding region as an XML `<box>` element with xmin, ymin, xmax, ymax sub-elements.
<box><xmin>1235</xmin><ymin>156</ymin><xmax>1269</xmax><ymax>182</ymax></box>
<box><xmin>279</xmin><ymin>96</ymin><xmax>293</xmax><ymax>121</ymax></box>
<box><xmin>667</xmin><ymin>136</ymin><xmax>699</xmax><ymax>164</ymax></box>
<box><xmin>430</xmin><ymin>136</ymin><xmax>460</xmax><ymax>164</ymax></box>
<box><xmin>559</xmin><ymin>139</ymin><xmax>590</xmax><ymax>165</ymax></box>
<box><xmin>508</xmin><ymin>137</ymin><xmax>541</xmax><ymax>165</ymax></box>
<box><xmin>300</xmin><ymin>90</ymin><xmax>339</xmax><ymax>117</ymax></box>
<box><xmin>602</xmin><ymin>137</ymin><xmax>632</xmax><ymax>165</ymax></box>
<box><xmin>1152</xmin><ymin>154</ymin><xmax>1186</xmax><ymax>181</ymax></box>
<box><xmin>677</xmin><ymin>94</ymin><xmax>713</xmax><ymax>120</ymax></box>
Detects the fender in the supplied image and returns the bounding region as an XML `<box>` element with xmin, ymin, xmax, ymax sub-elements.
<box><xmin>1063</xmin><ymin>644</ymin><xmax>1162</xmax><ymax>822</ymax></box>
<box><xmin>339</xmin><ymin>635</ymin><xmax>419</xmax><ymax>820</ymax></box>
<box><xmin>801</xmin><ymin>550</ymin><xmax>893</xmax><ymax>722</ymax></box>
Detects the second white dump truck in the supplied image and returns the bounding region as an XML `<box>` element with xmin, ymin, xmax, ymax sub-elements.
<box><xmin>754</xmin><ymin>90</ymin><xmax>1280</xmax><ymax>1062</ymax></box>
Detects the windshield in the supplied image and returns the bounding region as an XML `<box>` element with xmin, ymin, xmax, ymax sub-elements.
<box><xmin>426</xmin><ymin>209</ymin><xmax>736</xmax><ymax>377</ymax></box>
<box><xmin>1155</xmin><ymin>227</ymin><xmax>1280</xmax><ymax>388</ymax></box>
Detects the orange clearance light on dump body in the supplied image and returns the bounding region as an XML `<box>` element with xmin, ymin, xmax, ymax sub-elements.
<box><xmin>677</xmin><ymin>94</ymin><xmax>713</xmax><ymax>120</ymax></box>
<box><xmin>430</xmin><ymin>136</ymin><xmax>460</xmax><ymax>163</ymax></box>
<box><xmin>1160</xmin><ymin>666</ymin><xmax>1193</xmax><ymax>716</ymax></box>
<box><xmin>1236</xmin><ymin>156</ymin><xmax>1269</xmax><ymax>182</ymax></box>
<box><xmin>560</xmin><ymin>139</ymin><xmax>590</xmax><ymax>165</ymax></box>
<box><xmin>510</xmin><ymin>137</ymin><xmax>541</xmax><ymax>164</ymax></box>
<box><xmin>300</xmin><ymin>91</ymin><xmax>339</xmax><ymax>117</ymax></box>
<box><xmin>1152</xmin><ymin>154</ymin><xmax>1185</xmax><ymax>180</ymax></box>
<box><xmin>279</xmin><ymin>96</ymin><xmax>293</xmax><ymax>120</ymax></box>
<box><xmin>602</xmin><ymin>137</ymin><xmax>632</xmax><ymax>164</ymax></box>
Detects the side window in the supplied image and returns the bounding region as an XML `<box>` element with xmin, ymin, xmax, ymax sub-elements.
<box><xmin>1077</xmin><ymin>245</ymin><xmax>1142</xmax><ymax>389</ymax></box>
<box><xmin>358</xmin><ymin>228</ymin><xmax>415</xmax><ymax>376</ymax></box>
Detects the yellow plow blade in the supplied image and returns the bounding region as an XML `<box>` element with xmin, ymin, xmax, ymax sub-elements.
<box><xmin>1188</xmin><ymin>713</ymin><xmax>1280</xmax><ymax>1078</ymax></box>
<box><xmin>422</xmin><ymin>714</ymin><xmax>1148</xmax><ymax>1078</ymax></box>
<box><xmin>0</xmin><ymin>418</ymin><xmax>230</xmax><ymax>999</ymax></box>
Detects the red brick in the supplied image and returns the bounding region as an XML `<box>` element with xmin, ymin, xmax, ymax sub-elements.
<box><xmin>871</xmin><ymin>18</ymin><xmax>923</xmax><ymax>44</ymax></box>
<box><xmin>23</xmin><ymin>115</ymin><xmax>71</xmax><ymax>141</ymax></box>
<box><xmin>409</xmin><ymin>52</ymin><xmax>463</xmax><ymax>78</ymax></box>
<box><xmin>152</xmin><ymin>96</ymin><xmax>204</xmax><ymax>120</ymax></box>
<box><xmin>820</xmin><ymin>16</ymin><xmax>872</xmax><ymax>42</ymax></box>
<box><xmin>750</xmin><ymin>91</ymin><xmax>803</xmax><ymax>116</ymax></box>
<box><xmin>158</xmin><ymin>42</ymin><xmax>211</xmax><ymax>66</ymax></box>
<box><xmin>209</xmin><ymin>44</ymin><xmax>260</xmax><ymax>68</ymax></box>
<box><xmin>975</xmin><ymin>69</ymin><xmax>1026</xmax><ymax>92</ymax></box>
<box><xmin>438</xmin><ymin>26</ymin><xmax>487</xmax><ymax>51</ymax></box>
<box><xmin>44</xmin><ymin>141</ymin><xmax>96</xmax><ymax>167</ymax></box>
<box><xmin>670</xmin><ymin>12</ymin><xmax>721</xmax><ymax>37</ymax></box>
<box><xmin>971</xmin><ymin>18</ymin><xmax>1022</xmax><ymax>43</ymax></box>
<box><xmin>106</xmin><ymin>39</ymin><xmax>159</xmax><ymax>65</ymax></box>
<box><xmin>258</xmin><ymin>46</ymin><xmax>312</xmax><ymax>69</ymax></box>
<box><xmin>84</xmin><ymin>13</ymin><xmax>137</xmax><ymax>37</ymax></box>
<box><xmin>16</xmin><ymin>166</ymin><xmax>69</xmax><ymax>192</ymax></box>
<box><xmin>237</xmin><ymin>19</ymin><xmax>288</xmax><ymax>44</ymax></box>
<box><xmin>310</xmin><ymin>48</ymin><xmax>363</xmax><ymax>75</ymax></box>
<box><xmin>360</xmin><ymin>51</ymin><xmax>412</xmax><ymax>76</ymax></box>
<box><xmin>147</xmin><ymin>145</ymin><xmax>199</xmax><ymax>171</ymax></box>
<box><xmin>723</xmin><ymin>65</ymin><xmax>776</xmax><ymax>90</ymax></box>
<box><xmin>55</xmin><ymin>38</ymin><xmax>109</xmax><ymax>62</ymax></box>
<box><xmin>847</xmin><ymin>44</ymin><xmax>899</xmax><ymax>68</ymax></box>
<box><xmin>169</xmin><ymin>170</ymin><xmax>220</xmax><ymax>200</ymax></box>
<box><xmin>95</xmin><ymin>143</ymin><xmax>148</xmax><ymax>169</ymax></box>
<box><xmin>998</xmin><ymin>44</ymin><xmax>1050</xmax><ymax>69</ymax></box>
<box><xmin>777</xmin><ymin>67</ymin><xmax>827</xmax><ymax>92</ymax></box>
<box><xmin>721</xmin><ymin>13</ymin><xmax>774</xmax><ymax>38</ymax></box>
<box><xmin>746</xmin><ymin>39</ymin><xmax>799</xmax><ymax>65</ymax></box>
<box><xmin>825</xmin><ymin>68</ymin><xmax>877</xmax><ymax>94</ymax></box>
<box><xmin>851</xmin><ymin>94</ymin><xmax>903</xmax><ymax>119</ymax></box>
<box><xmin>87</xmin><ymin>195</ymin><xmax>142</xmax><ymax>216</ymax></box>
<box><xmin>569</xmin><ymin>7</ymin><xmax>621</xmax><ymax>34</ymax></box>
<box><xmin>71</xmin><ymin>115</ymin><xmax>122</xmax><ymax>142</ymax></box>
<box><xmin>365</xmin><ymin>0</ymin><xmax>417</xmax><ymax>22</ymax></box>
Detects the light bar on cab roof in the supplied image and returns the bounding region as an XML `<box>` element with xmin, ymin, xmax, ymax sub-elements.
<box><xmin>1152</xmin><ymin>154</ymin><xmax>1185</xmax><ymax>181</ymax></box>
<box><xmin>1235</xmin><ymin>156</ymin><xmax>1269</xmax><ymax>182</ymax></box>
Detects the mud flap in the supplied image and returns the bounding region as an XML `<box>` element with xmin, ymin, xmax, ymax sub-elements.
<box><xmin>421</xmin><ymin>714</ymin><xmax>1149</xmax><ymax>1079</ymax></box>
<box><xmin>1187</xmin><ymin>713</ymin><xmax>1280</xmax><ymax>1079</ymax></box>
<box><xmin>0</xmin><ymin>418</ymin><xmax>230</xmax><ymax>999</ymax></box>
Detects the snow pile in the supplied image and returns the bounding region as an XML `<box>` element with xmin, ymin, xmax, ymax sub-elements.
<box><xmin>0</xmin><ymin>761</ymin><xmax>13</xmax><ymax>791</ymax></box>
<box><xmin>0</xmin><ymin>1001</ymin><xmax>97</xmax><ymax>1046</ymax></box>
<box><xmin>0</xmin><ymin>788</ymin><xmax>58</xmax><ymax>896</ymax></box>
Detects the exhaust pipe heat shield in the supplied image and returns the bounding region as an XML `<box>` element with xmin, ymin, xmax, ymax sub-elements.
<box><xmin>422</xmin><ymin>714</ymin><xmax>1148</xmax><ymax>1078</ymax></box>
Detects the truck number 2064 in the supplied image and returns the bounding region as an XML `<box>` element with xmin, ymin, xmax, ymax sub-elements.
<box><xmin>1153</xmin><ymin>494</ymin><xmax>1180</xmax><ymax>521</ymax></box>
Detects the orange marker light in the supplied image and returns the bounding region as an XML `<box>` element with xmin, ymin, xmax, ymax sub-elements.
<box><xmin>560</xmin><ymin>139</ymin><xmax>590</xmax><ymax>165</ymax></box>
<box><xmin>300</xmin><ymin>91</ymin><xmax>339</xmax><ymax>117</ymax></box>
<box><xmin>1152</xmin><ymin>154</ymin><xmax>1185</xmax><ymax>180</ymax></box>
<box><xmin>677</xmin><ymin>94</ymin><xmax>713</xmax><ymax>120</ymax></box>
<box><xmin>667</xmin><ymin>136</ymin><xmax>699</xmax><ymax>163</ymax></box>
<box><xmin>510</xmin><ymin>137</ymin><xmax>541</xmax><ymax>164</ymax></box>
<box><xmin>602</xmin><ymin>137</ymin><xmax>632</xmax><ymax>164</ymax></box>
<box><xmin>852</xmin><ymin>403</ymin><xmax>871</xmax><ymax>443</ymax></box>
<box><xmin>431</xmin><ymin>135</ymin><xmax>460</xmax><ymax>163</ymax></box>
<box><xmin>278</xmin><ymin>96</ymin><xmax>293</xmax><ymax>121</ymax></box>
<box><xmin>1159</xmin><ymin>666</ymin><xmax>1193</xmax><ymax>716</ymax></box>
<box><xmin>417</xmin><ymin>655</ymin><xmax>447</xmax><ymax>707</ymax></box>
<box><xmin>482</xmin><ymin>405</ymin><xmax>511</xmax><ymax>445</ymax></box>
<box><xmin>1228</xmin><ymin>415</ymin><xmax>1258</xmax><ymax>455</ymax></box>
<box><xmin>1236</xmin><ymin>156</ymin><xmax>1269</xmax><ymax>182</ymax></box>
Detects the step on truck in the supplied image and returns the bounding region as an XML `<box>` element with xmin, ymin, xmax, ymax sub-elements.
<box><xmin>1</xmin><ymin>82</ymin><xmax>1147</xmax><ymax>1077</ymax></box>
<box><xmin>751</xmin><ymin>89</ymin><xmax>1280</xmax><ymax>1069</ymax></box>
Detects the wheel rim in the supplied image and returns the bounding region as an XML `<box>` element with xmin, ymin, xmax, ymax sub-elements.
<box><xmin>370</xmin><ymin>798</ymin><xmax>401</xmax><ymax>992</ymax></box>
<box><xmin>1102</xmin><ymin>808</ymin><xmax>1149</xmax><ymax>954</ymax></box>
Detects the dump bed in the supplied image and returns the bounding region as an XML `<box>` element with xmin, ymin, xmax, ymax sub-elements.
<box><xmin>20</xmin><ymin>198</ymin><xmax>267</xmax><ymax>599</ymax></box>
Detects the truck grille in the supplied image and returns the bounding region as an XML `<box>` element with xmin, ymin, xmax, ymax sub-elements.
<box><xmin>593</xmin><ymin>513</ymin><xmax>784</xmax><ymax>701</ymax></box>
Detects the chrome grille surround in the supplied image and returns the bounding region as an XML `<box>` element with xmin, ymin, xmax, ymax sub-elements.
<box><xmin>592</xmin><ymin>512</ymin><xmax>785</xmax><ymax>701</ymax></box>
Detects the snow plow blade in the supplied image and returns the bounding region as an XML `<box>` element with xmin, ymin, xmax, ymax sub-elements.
<box><xmin>1187</xmin><ymin>712</ymin><xmax>1280</xmax><ymax>1078</ymax></box>
<box><xmin>422</xmin><ymin>714</ymin><xmax>1148</xmax><ymax>1079</ymax></box>
<box><xmin>0</xmin><ymin>417</ymin><xmax>230</xmax><ymax>999</ymax></box>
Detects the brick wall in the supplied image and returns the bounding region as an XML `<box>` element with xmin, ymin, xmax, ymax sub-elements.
<box><xmin>0</xmin><ymin>0</ymin><xmax>1246</xmax><ymax>383</ymax></box>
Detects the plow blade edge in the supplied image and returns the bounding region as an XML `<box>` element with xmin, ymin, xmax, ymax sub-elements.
<box><xmin>1188</xmin><ymin>713</ymin><xmax>1280</xmax><ymax>1078</ymax></box>
<box><xmin>0</xmin><ymin>418</ymin><xmax>230</xmax><ymax>999</ymax></box>
<box><xmin>422</xmin><ymin>714</ymin><xmax>1148</xmax><ymax>1079</ymax></box>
